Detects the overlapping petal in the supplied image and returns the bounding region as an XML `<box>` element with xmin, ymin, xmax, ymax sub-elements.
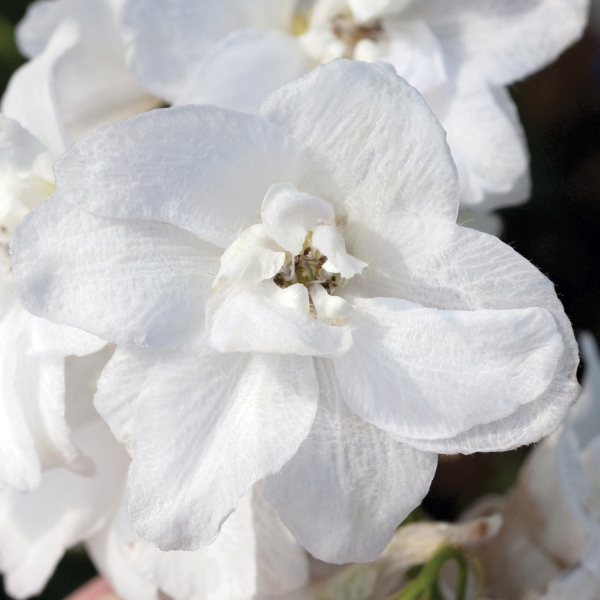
<box><xmin>12</xmin><ymin>195</ymin><xmax>221</xmax><ymax>350</ymax></box>
<box><xmin>256</xmin><ymin>59</ymin><xmax>459</xmax><ymax>226</ymax></box>
<box><xmin>53</xmin><ymin>105</ymin><xmax>316</xmax><ymax>248</ymax></box>
<box><xmin>263</xmin><ymin>358</ymin><xmax>437</xmax><ymax>563</ymax></box>
<box><xmin>127</xmin><ymin>349</ymin><xmax>318</xmax><ymax>550</ymax></box>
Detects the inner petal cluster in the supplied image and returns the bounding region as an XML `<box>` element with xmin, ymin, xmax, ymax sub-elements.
<box><xmin>214</xmin><ymin>183</ymin><xmax>367</xmax><ymax>325</ymax></box>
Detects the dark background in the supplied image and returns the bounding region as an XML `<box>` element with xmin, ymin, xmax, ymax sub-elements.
<box><xmin>1</xmin><ymin>1</ymin><xmax>600</xmax><ymax>598</ymax></box>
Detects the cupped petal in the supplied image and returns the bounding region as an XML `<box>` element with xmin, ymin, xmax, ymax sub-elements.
<box><xmin>121</xmin><ymin>0</ymin><xmax>297</xmax><ymax>102</ymax></box>
<box><xmin>12</xmin><ymin>194</ymin><xmax>222</xmax><ymax>351</ymax></box>
<box><xmin>54</xmin><ymin>105</ymin><xmax>316</xmax><ymax>248</ymax></box>
<box><xmin>128</xmin><ymin>349</ymin><xmax>318</xmax><ymax>550</ymax></box>
<box><xmin>262</xmin><ymin>182</ymin><xmax>335</xmax><ymax>255</ymax></box>
<box><xmin>176</xmin><ymin>29</ymin><xmax>312</xmax><ymax>112</ymax></box>
<box><xmin>421</xmin><ymin>0</ymin><xmax>589</xmax><ymax>86</ymax></box>
<box><xmin>426</xmin><ymin>75</ymin><xmax>529</xmax><ymax>210</ymax></box>
<box><xmin>379</xmin><ymin>19</ymin><xmax>447</xmax><ymax>93</ymax></box>
<box><xmin>207</xmin><ymin>281</ymin><xmax>351</xmax><ymax>357</ymax></box>
<box><xmin>334</xmin><ymin>296</ymin><xmax>562</xmax><ymax>441</ymax></box>
<box><xmin>312</xmin><ymin>224</ymin><xmax>367</xmax><ymax>278</ymax></box>
<box><xmin>215</xmin><ymin>224</ymin><xmax>285</xmax><ymax>286</ymax></box>
<box><xmin>263</xmin><ymin>358</ymin><xmax>437</xmax><ymax>563</ymax></box>
<box><xmin>310</xmin><ymin>283</ymin><xmax>352</xmax><ymax>325</ymax></box>
<box><xmin>0</xmin><ymin>419</ymin><xmax>128</xmax><ymax>599</ymax></box>
<box><xmin>94</xmin><ymin>345</ymin><xmax>163</xmax><ymax>457</ymax></box>
<box><xmin>344</xmin><ymin>215</ymin><xmax>578</xmax><ymax>450</ymax></box>
<box><xmin>256</xmin><ymin>59</ymin><xmax>459</xmax><ymax>226</ymax></box>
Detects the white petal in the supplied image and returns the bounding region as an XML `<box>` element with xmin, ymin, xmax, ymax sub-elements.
<box><xmin>12</xmin><ymin>194</ymin><xmax>221</xmax><ymax>351</ymax></box>
<box><xmin>94</xmin><ymin>346</ymin><xmax>163</xmax><ymax>457</ymax></box>
<box><xmin>121</xmin><ymin>0</ymin><xmax>297</xmax><ymax>102</ymax></box>
<box><xmin>380</xmin><ymin>19</ymin><xmax>447</xmax><ymax>93</ymax></box>
<box><xmin>335</xmin><ymin>297</ymin><xmax>562</xmax><ymax>441</ymax></box>
<box><xmin>207</xmin><ymin>282</ymin><xmax>351</xmax><ymax>357</ymax></box>
<box><xmin>0</xmin><ymin>113</ymin><xmax>45</xmax><ymax>173</ymax></box>
<box><xmin>344</xmin><ymin>214</ymin><xmax>579</xmax><ymax>452</ymax></box>
<box><xmin>0</xmin><ymin>419</ymin><xmax>128</xmax><ymax>599</ymax></box>
<box><xmin>261</xmin><ymin>182</ymin><xmax>335</xmax><ymax>255</ymax></box>
<box><xmin>263</xmin><ymin>358</ymin><xmax>437</xmax><ymax>563</ymax></box>
<box><xmin>176</xmin><ymin>29</ymin><xmax>312</xmax><ymax>112</ymax></box>
<box><xmin>216</xmin><ymin>224</ymin><xmax>285</xmax><ymax>286</ymax></box>
<box><xmin>28</xmin><ymin>317</ymin><xmax>106</xmax><ymax>357</ymax></box>
<box><xmin>423</xmin><ymin>0</ymin><xmax>588</xmax><ymax>86</ymax></box>
<box><xmin>54</xmin><ymin>105</ymin><xmax>316</xmax><ymax>248</ymax></box>
<box><xmin>429</xmin><ymin>76</ymin><xmax>529</xmax><ymax>210</ymax></box>
<box><xmin>310</xmin><ymin>284</ymin><xmax>352</xmax><ymax>325</ymax></box>
<box><xmin>348</xmin><ymin>0</ymin><xmax>414</xmax><ymax>22</ymax></box>
<box><xmin>2</xmin><ymin>20</ymin><xmax>76</xmax><ymax>158</ymax></box>
<box><xmin>0</xmin><ymin>305</ymin><xmax>39</xmax><ymax>491</ymax></box>
<box><xmin>312</xmin><ymin>224</ymin><xmax>367</xmax><ymax>278</ymax></box>
<box><xmin>128</xmin><ymin>349</ymin><xmax>318</xmax><ymax>550</ymax></box>
<box><xmin>256</xmin><ymin>59</ymin><xmax>459</xmax><ymax>226</ymax></box>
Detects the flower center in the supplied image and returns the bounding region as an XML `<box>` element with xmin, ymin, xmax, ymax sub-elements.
<box><xmin>330</xmin><ymin>13</ymin><xmax>384</xmax><ymax>56</ymax></box>
<box><xmin>273</xmin><ymin>235</ymin><xmax>340</xmax><ymax>294</ymax></box>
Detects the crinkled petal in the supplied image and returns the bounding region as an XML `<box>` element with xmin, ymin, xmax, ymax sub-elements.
<box><xmin>262</xmin><ymin>182</ymin><xmax>335</xmax><ymax>255</ymax></box>
<box><xmin>215</xmin><ymin>224</ymin><xmax>285</xmax><ymax>286</ymax></box>
<box><xmin>422</xmin><ymin>0</ymin><xmax>589</xmax><ymax>86</ymax></box>
<box><xmin>345</xmin><ymin>214</ymin><xmax>578</xmax><ymax>451</ymax></box>
<box><xmin>12</xmin><ymin>194</ymin><xmax>222</xmax><ymax>351</ymax></box>
<box><xmin>0</xmin><ymin>419</ymin><xmax>128</xmax><ymax>599</ymax></box>
<box><xmin>94</xmin><ymin>345</ymin><xmax>163</xmax><ymax>457</ymax></box>
<box><xmin>207</xmin><ymin>282</ymin><xmax>351</xmax><ymax>357</ymax></box>
<box><xmin>176</xmin><ymin>29</ymin><xmax>312</xmax><ymax>112</ymax></box>
<box><xmin>263</xmin><ymin>358</ymin><xmax>437</xmax><ymax>563</ymax></box>
<box><xmin>312</xmin><ymin>224</ymin><xmax>367</xmax><ymax>279</ymax></box>
<box><xmin>54</xmin><ymin>105</ymin><xmax>316</xmax><ymax>248</ymax></box>
<box><xmin>121</xmin><ymin>0</ymin><xmax>297</xmax><ymax>102</ymax></box>
<box><xmin>380</xmin><ymin>19</ymin><xmax>447</xmax><ymax>93</ymax></box>
<box><xmin>334</xmin><ymin>297</ymin><xmax>562</xmax><ymax>441</ymax></box>
<box><xmin>256</xmin><ymin>59</ymin><xmax>459</xmax><ymax>226</ymax></box>
<box><xmin>128</xmin><ymin>349</ymin><xmax>318</xmax><ymax>550</ymax></box>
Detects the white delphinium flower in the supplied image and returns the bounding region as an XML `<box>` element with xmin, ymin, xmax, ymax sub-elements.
<box><xmin>0</xmin><ymin>348</ymin><xmax>309</xmax><ymax>600</ymax></box>
<box><xmin>12</xmin><ymin>60</ymin><xmax>578</xmax><ymax>564</ymax></box>
<box><xmin>0</xmin><ymin>113</ymin><xmax>107</xmax><ymax>493</ymax></box>
<box><xmin>465</xmin><ymin>333</ymin><xmax>600</xmax><ymax>600</ymax></box>
<box><xmin>2</xmin><ymin>0</ymin><xmax>159</xmax><ymax>155</ymax></box>
<box><xmin>119</xmin><ymin>0</ymin><xmax>588</xmax><ymax>211</ymax></box>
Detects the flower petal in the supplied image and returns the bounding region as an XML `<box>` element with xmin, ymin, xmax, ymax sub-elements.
<box><xmin>215</xmin><ymin>224</ymin><xmax>285</xmax><ymax>286</ymax></box>
<box><xmin>263</xmin><ymin>358</ymin><xmax>437</xmax><ymax>563</ymax></box>
<box><xmin>312</xmin><ymin>224</ymin><xmax>367</xmax><ymax>279</ymax></box>
<box><xmin>206</xmin><ymin>282</ymin><xmax>351</xmax><ymax>357</ymax></box>
<box><xmin>28</xmin><ymin>317</ymin><xmax>107</xmax><ymax>357</ymax></box>
<box><xmin>121</xmin><ymin>0</ymin><xmax>297</xmax><ymax>102</ymax></box>
<box><xmin>348</xmin><ymin>0</ymin><xmax>414</xmax><ymax>22</ymax></box>
<box><xmin>176</xmin><ymin>29</ymin><xmax>312</xmax><ymax>112</ymax></box>
<box><xmin>422</xmin><ymin>0</ymin><xmax>588</xmax><ymax>86</ymax></box>
<box><xmin>256</xmin><ymin>59</ymin><xmax>459</xmax><ymax>226</ymax></box>
<box><xmin>344</xmin><ymin>214</ymin><xmax>579</xmax><ymax>451</ymax></box>
<box><xmin>262</xmin><ymin>182</ymin><xmax>335</xmax><ymax>255</ymax></box>
<box><xmin>12</xmin><ymin>194</ymin><xmax>221</xmax><ymax>351</ymax></box>
<box><xmin>94</xmin><ymin>345</ymin><xmax>163</xmax><ymax>457</ymax></box>
<box><xmin>310</xmin><ymin>283</ymin><xmax>352</xmax><ymax>325</ymax></box>
<box><xmin>54</xmin><ymin>105</ymin><xmax>316</xmax><ymax>248</ymax></box>
<box><xmin>128</xmin><ymin>349</ymin><xmax>318</xmax><ymax>550</ymax></box>
<box><xmin>0</xmin><ymin>420</ymin><xmax>128</xmax><ymax>599</ymax></box>
<box><xmin>334</xmin><ymin>297</ymin><xmax>562</xmax><ymax>441</ymax></box>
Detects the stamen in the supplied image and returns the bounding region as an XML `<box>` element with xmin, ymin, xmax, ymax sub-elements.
<box><xmin>330</xmin><ymin>13</ymin><xmax>384</xmax><ymax>56</ymax></box>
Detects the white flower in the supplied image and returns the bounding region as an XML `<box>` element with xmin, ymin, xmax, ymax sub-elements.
<box><xmin>0</xmin><ymin>113</ymin><xmax>106</xmax><ymax>493</ymax></box>
<box><xmin>0</xmin><ymin>348</ymin><xmax>308</xmax><ymax>600</ymax></box>
<box><xmin>119</xmin><ymin>0</ymin><xmax>588</xmax><ymax>210</ymax></box>
<box><xmin>2</xmin><ymin>0</ymin><xmax>159</xmax><ymax>156</ymax></box>
<box><xmin>12</xmin><ymin>60</ymin><xmax>578</xmax><ymax>564</ymax></box>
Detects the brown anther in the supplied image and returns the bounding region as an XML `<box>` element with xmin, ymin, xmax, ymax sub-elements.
<box><xmin>331</xmin><ymin>13</ymin><xmax>384</xmax><ymax>56</ymax></box>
